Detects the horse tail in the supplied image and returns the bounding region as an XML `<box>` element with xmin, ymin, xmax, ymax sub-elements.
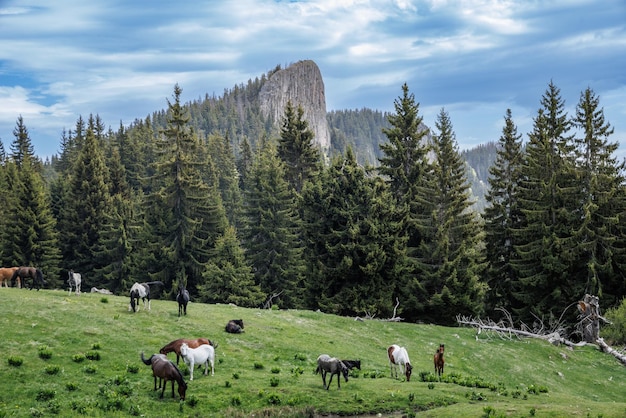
<box><xmin>140</xmin><ymin>352</ymin><xmax>152</xmax><ymax>365</ymax></box>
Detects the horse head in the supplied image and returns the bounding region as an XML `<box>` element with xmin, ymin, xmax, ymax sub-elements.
<box><xmin>405</xmin><ymin>362</ymin><xmax>413</xmax><ymax>382</ymax></box>
<box><xmin>180</xmin><ymin>343</ymin><xmax>189</xmax><ymax>356</ymax></box>
<box><xmin>340</xmin><ymin>361</ymin><xmax>350</xmax><ymax>382</ymax></box>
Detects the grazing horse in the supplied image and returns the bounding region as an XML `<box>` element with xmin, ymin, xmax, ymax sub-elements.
<box><xmin>0</xmin><ymin>267</ymin><xmax>20</xmax><ymax>288</ymax></box>
<box><xmin>341</xmin><ymin>359</ymin><xmax>361</xmax><ymax>370</ymax></box>
<box><xmin>128</xmin><ymin>281</ymin><xmax>163</xmax><ymax>312</ymax></box>
<box><xmin>67</xmin><ymin>270</ymin><xmax>82</xmax><ymax>295</ymax></box>
<box><xmin>225</xmin><ymin>319</ymin><xmax>244</xmax><ymax>333</ymax></box>
<box><xmin>11</xmin><ymin>267</ymin><xmax>45</xmax><ymax>290</ymax></box>
<box><xmin>159</xmin><ymin>338</ymin><xmax>216</xmax><ymax>365</ymax></box>
<box><xmin>176</xmin><ymin>284</ymin><xmax>190</xmax><ymax>316</ymax></box>
<box><xmin>141</xmin><ymin>352</ymin><xmax>187</xmax><ymax>400</ymax></box>
<box><xmin>388</xmin><ymin>344</ymin><xmax>413</xmax><ymax>382</ymax></box>
<box><xmin>316</xmin><ymin>354</ymin><xmax>349</xmax><ymax>390</ymax></box>
<box><xmin>434</xmin><ymin>344</ymin><xmax>445</xmax><ymax>377</ymax></box>
<box><xmin>180</xmin><ymin>342</ymin><xmax>215</xmax><ymax>381</ymax></box>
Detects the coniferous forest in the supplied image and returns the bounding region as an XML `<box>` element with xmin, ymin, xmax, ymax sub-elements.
<box><xmin>1</xmin><ymin>75</ymin><xmax>625</xmax><ymax>335</ymax></box>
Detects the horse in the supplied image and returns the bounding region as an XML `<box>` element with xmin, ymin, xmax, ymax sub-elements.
<box><xmin>180</xmin><ymin>342</ymin><xmax>215</xmax><ymax>381</ymax></box>
<box><xmin>141</xmin><ymin>352</ymin><xmax>187</xmax><ymax>400</ymax></box>
<box><xmin>0</xmin><ymin>267</ymin><xmax>20</xmax><ymax>288</ymax></box>
<box><xmin>67</xmin><ymin>270</ymin><xmax>82</xmax><ymax>295</ymax></box>
<box><xmin>128</xmin><ymin>281</ymin><xmax>163</xmax><ymax>312</ymax></box>
<box><xmin>434</xmin><ymin>344</ymin><xmax>445</xmax><ymax>377</ymax></box>
<box><xmin>387</xmin><ymin>344</ymin><xmax>413</xmax><ymax>382</ymax></box>
<box><xmin>341</xmin><ymin>359</ymin><xmax>361</xmax><ymax>370</ymax></box>
<box><xmin>176</xmin><ymin>284</ymin><xmax>190</xmax><ymax>316</ymax></box>
<box><xmin>316</xmin><ymin>354</ymin><xmax>349</xmax><ymax>390</ymax></box>
<box><xmin>159</xmin><ymin>338</ymin><xmax>216</xmax><ymax>365</ymax></box>
<box><xmin>11</xmin><ymin>267</ymin><xmax>45</xmax><ymax>290</ymax></box>
<box><xmin>225</xmin><ymin>319</ymin><xmax>244</xmax><ymax>333</ymax></box>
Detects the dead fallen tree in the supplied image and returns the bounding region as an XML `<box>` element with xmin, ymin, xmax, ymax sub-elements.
<box><xmin>597</xmin><ymin>338</ymin><xmax>626</xmax><ymax>366</ymax></box>
<box><xmin>355</xmin><ymin>298</ymin><xmax>404</xmax><ymax>322</ymax></box>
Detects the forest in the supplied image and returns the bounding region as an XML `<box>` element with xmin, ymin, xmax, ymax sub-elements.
<box><xmin>1</xmin><ymin>77</ymin><xmax>625</xmax><ymax>337</ymax></box>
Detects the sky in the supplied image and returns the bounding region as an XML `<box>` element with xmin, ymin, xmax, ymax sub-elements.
<box><xmin>0</xmin><ymin>0</ymin><xmax>625</xmax><ymax>160</ymax></box>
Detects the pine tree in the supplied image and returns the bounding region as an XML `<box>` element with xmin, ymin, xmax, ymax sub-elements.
<box><xmin>3</xmin><ymin>117</ymin><xmax>60</xmax><ymax>285</ymax></box>
<box><xmin>483</xmin><ymin>109</ymin><xmax>524</xmax><ymax>314</ymax></box>
<box><xmin>243</xmin><ymin>139</ymin><xmax>305</xmax><ymax>308</ymax></box>
<box><xmin>142</xmin><ymin>84</ymin><xmax>228</xmax><ymax>294</ymax></box>
<box><xmin>198</xmin><ymin>225</ymin><xmax>265</xmax><ymax>307</ymax></box>
<box><xmin>301</xmin><ymin>148</ymin><xmax>406</xmax><ymax>317</ymax></box>
<box><xmin>277</xmin><ymin>101</ymin><xmax>321</xmax><ymax>194</ymax></box>
<box><xmin>512</xmin><ymin>81</ymin><xmax>579</xmax><ymax>323</ymax></box>
<box><xmin>572</xmin><ymin>87</ymin><xmax>626</xmax><ymax>308</ymax></box>
<box><xmin>415</xmin><ymin>109</ymin><xmax>486</xmax><ymax>324</ymax></box>
<box><xmin>207</xmin><ymin>133</ymin><xmax>242</xmax><ymax>228</ymax></box>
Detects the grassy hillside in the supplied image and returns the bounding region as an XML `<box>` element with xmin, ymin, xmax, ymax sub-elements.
<box><xmin>0</xmin><ymin>288</ymin><xmax>624</xmax><ymax>417</ymax></box>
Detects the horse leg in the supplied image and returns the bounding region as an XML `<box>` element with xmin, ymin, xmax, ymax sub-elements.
<box><xmin>321</xmin><ymin>370</ymin><xmax>327</xmax><ymax>389</ymax></box>
<box><xmin>189</xmin><ymin>360</ymin><xmax>195</xmax><ymax>381</ymax></box>
<box><xmin>203</xmin><ymin>360</ymin><xmax>208</xmax><ymax>376</ymax></box>
<box><xmin>327</xmin><ymin>372</ymin><xmax>335</xmax><ymax>390</ymax></box>
<box><xmin>160</xmin><ymin>379</ymin><xmax>166</xmax><ymax>398</ymax></box>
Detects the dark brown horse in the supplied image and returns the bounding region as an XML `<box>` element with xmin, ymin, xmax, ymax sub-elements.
<box><xmin>0</xmin><ymin>267</ymin><xmax>20</xmax><ymax>288</ymax></box>
<box><xmin>11</xmin><ymin>267</ymin><xmax>45</xmax><ymax>290</ymax></box>
<box><xmin>434</xmin><ymin>344</ymin><xmax>445</xmax><ymax>377</ymax></box>
<box><xmin>159</xmin><ymin>338</ymin><xmax>216</xmax><ymax>365</ymax></box>
<box><xmin>141</xmin><ymin>352</ymin><xmax>187</xmax><ymax>400</ymax></box>
<box><xmin>225</xmin><ymin>319</ymin><xmax>244</xmax><ymax>333</ymax></box>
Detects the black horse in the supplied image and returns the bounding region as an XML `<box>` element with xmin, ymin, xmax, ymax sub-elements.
<box><xmin>11</xmin><ymin>267</ymin><xmax>45</xmax><ymax>290</ymax></box>
<box><xmin>225</xmin><ymin>319</ymin><xmax>244</xmax><ymax>333</ymax></box>
<box><xmin>176</xmin><ymin>284</ymin><xmax>190</xmax><ymax>316</ymax></box>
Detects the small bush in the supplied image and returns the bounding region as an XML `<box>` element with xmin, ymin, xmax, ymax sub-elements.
<box><xmin>254</xmin><ymin>362</ymin><xmax>264</xmax><ymax>370</ymax></box>
<box><xmin>72</xmin><ymin>354</ymin><xmax>85</xmax><ymax>363</ymax></box>
<box><xmin>126</xmin><ymin>364</ymin><xmax>139</xmax><ymax>374</ymax></box>
<box><xmin>602</xmin><ymin>298</ymin><xmax>626</xmax><ymax>345</ymax></box>
<box><xmin>428</xmin><ymin>382</ymin><xmax>435</xmax><ymax>390</ymax></box>
<box><xmin>100</xmin><ymin>297</ymin><xmax>108</xmax><ymax>303</ymax></box>
<box><xmin>225</xmin><ymin>381</ymin><xmax>232</xmax><ymax>388</ymax></box>
<box><xmin>271</xmin><ymin>367</ymin><xmax>280</xmax><ymax>374</ymax></box>
<box><xmin>44</xmin><ymin>365</ymin><xmax>60</xmax><ymax>375</ymax></box>
<box><xmin>8</xmin><ymin>356</ymin><xmax>24</xmax><ymax>367</ymax></box>
<box><xmin>231</xmin><ymin>395</ymin><xmax>242</xmax><ymax>406</ymax></box>
<box><xmin>36</xmin><ymin>389</ymin><xmax>56</xmax><ymax>402</ymax></box>
<box><xmin>84</xmin><ymin>365</ymin><xmax>97</xmax><ymax>374</ymax></box>
<box><xmin>291</xmin><ymin>366</ymin><xmax>304</xmax><ymax>377</ymax></box>
<box><xmin>270</xmin><ymin>377</ymin><xmax>279</xmax><ymax>387</ymax></box>
<box><xmin>85</xmin><ymin>351</ymin><xmax>101</xmax><ymax>361</ymax></box>
<box><xmin>65</xmin><ymin>382</ymin><xmax>78</xmax><ymax>391</ymax></box>
<box><xmin>38</xmin><ymin>346</ymin><xmax>53</xmax><ymax>360</ymax></box>
<box><xmin>267</xmin><ymin>393</ymin><xmax>281</xmax><ymax>405</ymax></box>
<box><xmin>232</xmin><ymin>372</ymin><xmax>240</xmax><ymax>379</ymax></box>
<box><xmin>294</xmin><ymin>353</ymin><xmax>307</xmax><ymax>361</ymax></box>
<box><xmin>91</xmin><ymin>342</ymin><xmax>101</xmax><ymax>350</ymax></box>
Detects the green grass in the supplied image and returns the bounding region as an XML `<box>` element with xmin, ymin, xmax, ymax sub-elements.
<box><xmin>1</xmin><ymin>288</ymin><xmax>625</xmax><ymax>417</ymax></box>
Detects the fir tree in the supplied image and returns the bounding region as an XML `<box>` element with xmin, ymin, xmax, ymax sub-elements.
<box><xmin>483</xmin><ymin>109</ymin><xmax>524</xmax><ymax>314</ymax></box>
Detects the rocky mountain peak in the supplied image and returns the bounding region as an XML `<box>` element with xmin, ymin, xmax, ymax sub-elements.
<box><xmin>259</xmin><ymin>60</ymin><xmax>330</xmax><ymax>149</ymax></box>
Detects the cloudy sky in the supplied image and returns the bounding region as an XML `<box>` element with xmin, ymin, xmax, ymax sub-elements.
<box><xmin>0</xmin><ymin>0</ymin><xmax>625</xmax><ymax>159</ymax></box>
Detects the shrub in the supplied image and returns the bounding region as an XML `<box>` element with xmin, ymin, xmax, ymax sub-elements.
<box><xmin>84</xmin><ymin>365</ymin><xmax>97</xmax><ymax>374</ymax></box>
<box><xmin>270</xmin><ymin>377</ymin><xmax>279</xmax><ymax>387</ymax></box>
<box><xmin>294</xmin><ymin>353</ymin><xmax>307</xmax><ymax>361</ymax></box>
<box><xmin>271</xmin><ymin>367</ymin><xmax>280</xmax><ymax>374</ymax></box>
<box><xmin>601</xmin><ymin>298</ymin><xmax>626</xmax><ymax>344</ymax></box>
<box><xmin>38</xmin><ymin>346</ymin><xmax>52</xmax><ymax>360</ymax></box>
<box><xmin>91</xmin><ymin>342</ymin><xmax>101</xmax><ymax>350</ymax></box>
<box><xmin>85</xmin><ymin>351</ymin><xmax>101</xmax><ymax>361</ymax></box>
<box><xmin>232</xmin><ymin>372</ymin><xmax>240</xmax><ymax>379</ymax></box>
<box><xmin>267</xmin><ymin>393</ymin><xmax>281</xmax><ymax>405</ymax></box>
<box><xmin>44</xmin><ymin>365</ymin><xmax>60</xmax><ymax>375</ymax></box>
<box><xmin>100</xmin><ymin>297</ymin><xmax>108</xmax><ymax>303</ymax></box>
<box><xmin>254</xmin><ymin>362</ymin><xmax>264</xmax><ymax>369</ymax></box>
<box><xmin>36</xmin><ymin>389</ymin><xmax>56</xmax><ymax>402</ymax></box>
<box><xmin>231</xmin><ymin>395</ymin><xmax>242</xmax><ymax>406</ymax></box>
<box><xmin>65</xmin><ymin>382</ymin><xmax>78</xmax><ymax>391</ymax></box>
<box><xmin>187</xmin><ymin>395</ymin><xmax>199</xmax><ymax>407</ymax></box>
<box><xmin>8</xmin><ymin>356</ymin><xmax>24</xmax><ymax>367</ymax></box>
<box><xmin>126</xmin><ymin>364</ymin><xmax>139</xmax><ymax>374</ymax></box>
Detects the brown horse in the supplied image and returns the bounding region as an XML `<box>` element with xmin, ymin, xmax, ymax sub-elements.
<box><xmin>0</xmin><ymin>267</ymin><xmax>20</xmax><ymax>288</ymax></box>
<box><xmin>159</xmin><ymin>338</ymin><xmax>216</xmax><ymax>365</ymax></box>
<box><xmin>141</xmin><ymin>352</ymin><xmax>187</xmax><ymax>400</ymax></box>
<box><xmin>434</xmin><ymin>344</ymin><xmax>445</xmax><ymax>377</ymax></box>
<box><xmin>11</xmin><ymin>267</ymin><xmax>45</xmax><ymax>290</ymax></box>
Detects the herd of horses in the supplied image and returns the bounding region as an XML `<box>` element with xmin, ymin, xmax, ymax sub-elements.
<box><xmin>2</xmin><ymin>268</ymin><xmax>447</xmax><ymax>401</ymax></box>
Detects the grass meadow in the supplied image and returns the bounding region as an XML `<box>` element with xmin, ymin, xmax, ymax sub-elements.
<box><xmin>1</xmin><ymin>288</ymin><xmax>625</xmax><ymax>417</ymax></box>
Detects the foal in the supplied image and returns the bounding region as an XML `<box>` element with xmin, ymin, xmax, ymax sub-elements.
<box><xmin>316</xmin><ymin>354</ymin><xmax>349</xmax><ymax>390</ymax></box>
<box><xmin>434</xmin><ymin>344</ymin><xmax>445</xmax><ymax>377</ymax></box>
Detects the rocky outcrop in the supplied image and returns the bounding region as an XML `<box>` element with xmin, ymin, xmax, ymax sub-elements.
<box><xmin>259</xmin><ymin>60</ymin><xmax>330</xmax><ymax>149</ymax></box>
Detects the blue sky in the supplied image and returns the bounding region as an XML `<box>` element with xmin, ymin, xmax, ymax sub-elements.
<box><xmin>0</xmin><ymin>0</ymin><xmax>625</xmax><ymax>159</ymax></box>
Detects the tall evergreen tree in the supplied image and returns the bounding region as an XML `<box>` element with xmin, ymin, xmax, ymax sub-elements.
<box><xmin>301</xmin><ymin>148</ymin><xmax>406</xmax><ymax>317</ymax></box>
<box><xmin>141</xmin><ymin>84</ymin><xmax>228</xmax><ymax>294</ymax></box>
<box><xmin>277</xmin><ymin>101</ymin><xmax>321</xmax><ymax>194</ymax></box>
<box><xmin>483</xmin><ymin>109</ymin><xmax>524</xmax><ymax>314</ymax></box>
<box><xmin>3</xmin><ymin>117</ymin><xmax>60</xmax><ymax>285</ymax></box>
<box><xmin>512</xmin><ymin>81</ymin><xmax>579</xmax><ymax>324</ymax></box>
<box><xmin>243</xmin><ymin>139</ymin><xmax>305</xmax><ymax>308</ymax></box>
<box><xmin>572</xmin><ymin>87</ymin><xmax>626</xmax><ymax>308</ymax></box>
<box><xmin>207</xmin><ymin>133</ymin><xmax>242</xmax><ymax>228</ymax></box>
<box><xmin>414</xmin><ymin>109</ymin><xmax>486</xmax><ymax>324</ymax></box>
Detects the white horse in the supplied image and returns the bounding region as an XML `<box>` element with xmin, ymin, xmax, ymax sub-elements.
<box><xmin>68</xmin><ymin>270</ymin><xmax>82</xmax><ymax>295</ymax></box>
<box><xmin>180</xmin><ymin>342</ymin><xmax>214</xmax><ymax>381</ymax></box>
<box><xmin>128</xmin><ymin>281</ymin><xmax>163</xmax><ymax>312</ymax></box>
<box><xmin>387</xmin><ymin>344</ymin><xmax>413</xmax><ymax>381</ymax></box>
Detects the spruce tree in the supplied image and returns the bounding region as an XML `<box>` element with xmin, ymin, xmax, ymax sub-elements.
<box><xmin>243</xmin><ymin>139</ymin><xmax>305</xmax><ymax>308</ymax></box>
<box><xmin>277</xmin><ymin>101</ymin><xmax>321</xmax><ymax>194</ymax></box>
<box><xmin>512</xmin><ymin>81</ymin><xmax>579</xmax><ymax>323</ymax></box>
<box><xmin>572</xmin><ymin>87</ymin><xmax>626</xmax><ymax>308</ymax></box>
<box><xmin>415</xmin><ymin>109</ymin><xmax>486</xmax><ymax>324</ymax></box>
<box><xmin>301</xmin><ymin>148</ymin><xmax>406</xmax><ymax>317</ymax></box>
<box><xmin>483</xmin><ymin>109</ymin><xmax>524</xmax><ymax>314</ymax></box>
<box><xmin>142</xmin><ymin>84</ymin><xmax>228</xmax><ymax>294</ymax></box>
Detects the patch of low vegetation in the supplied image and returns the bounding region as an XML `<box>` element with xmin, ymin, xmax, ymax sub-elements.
<box><xmin>1</xmin><ymin>289</ymin><xmax>625</xmax><ymax>417</ymax></box>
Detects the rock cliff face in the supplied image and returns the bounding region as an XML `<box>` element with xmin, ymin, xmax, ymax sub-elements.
<box><xmin>259</xmin><ymin>60</ymin><xmax>330</xmax><ymax>149</ymax></box>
